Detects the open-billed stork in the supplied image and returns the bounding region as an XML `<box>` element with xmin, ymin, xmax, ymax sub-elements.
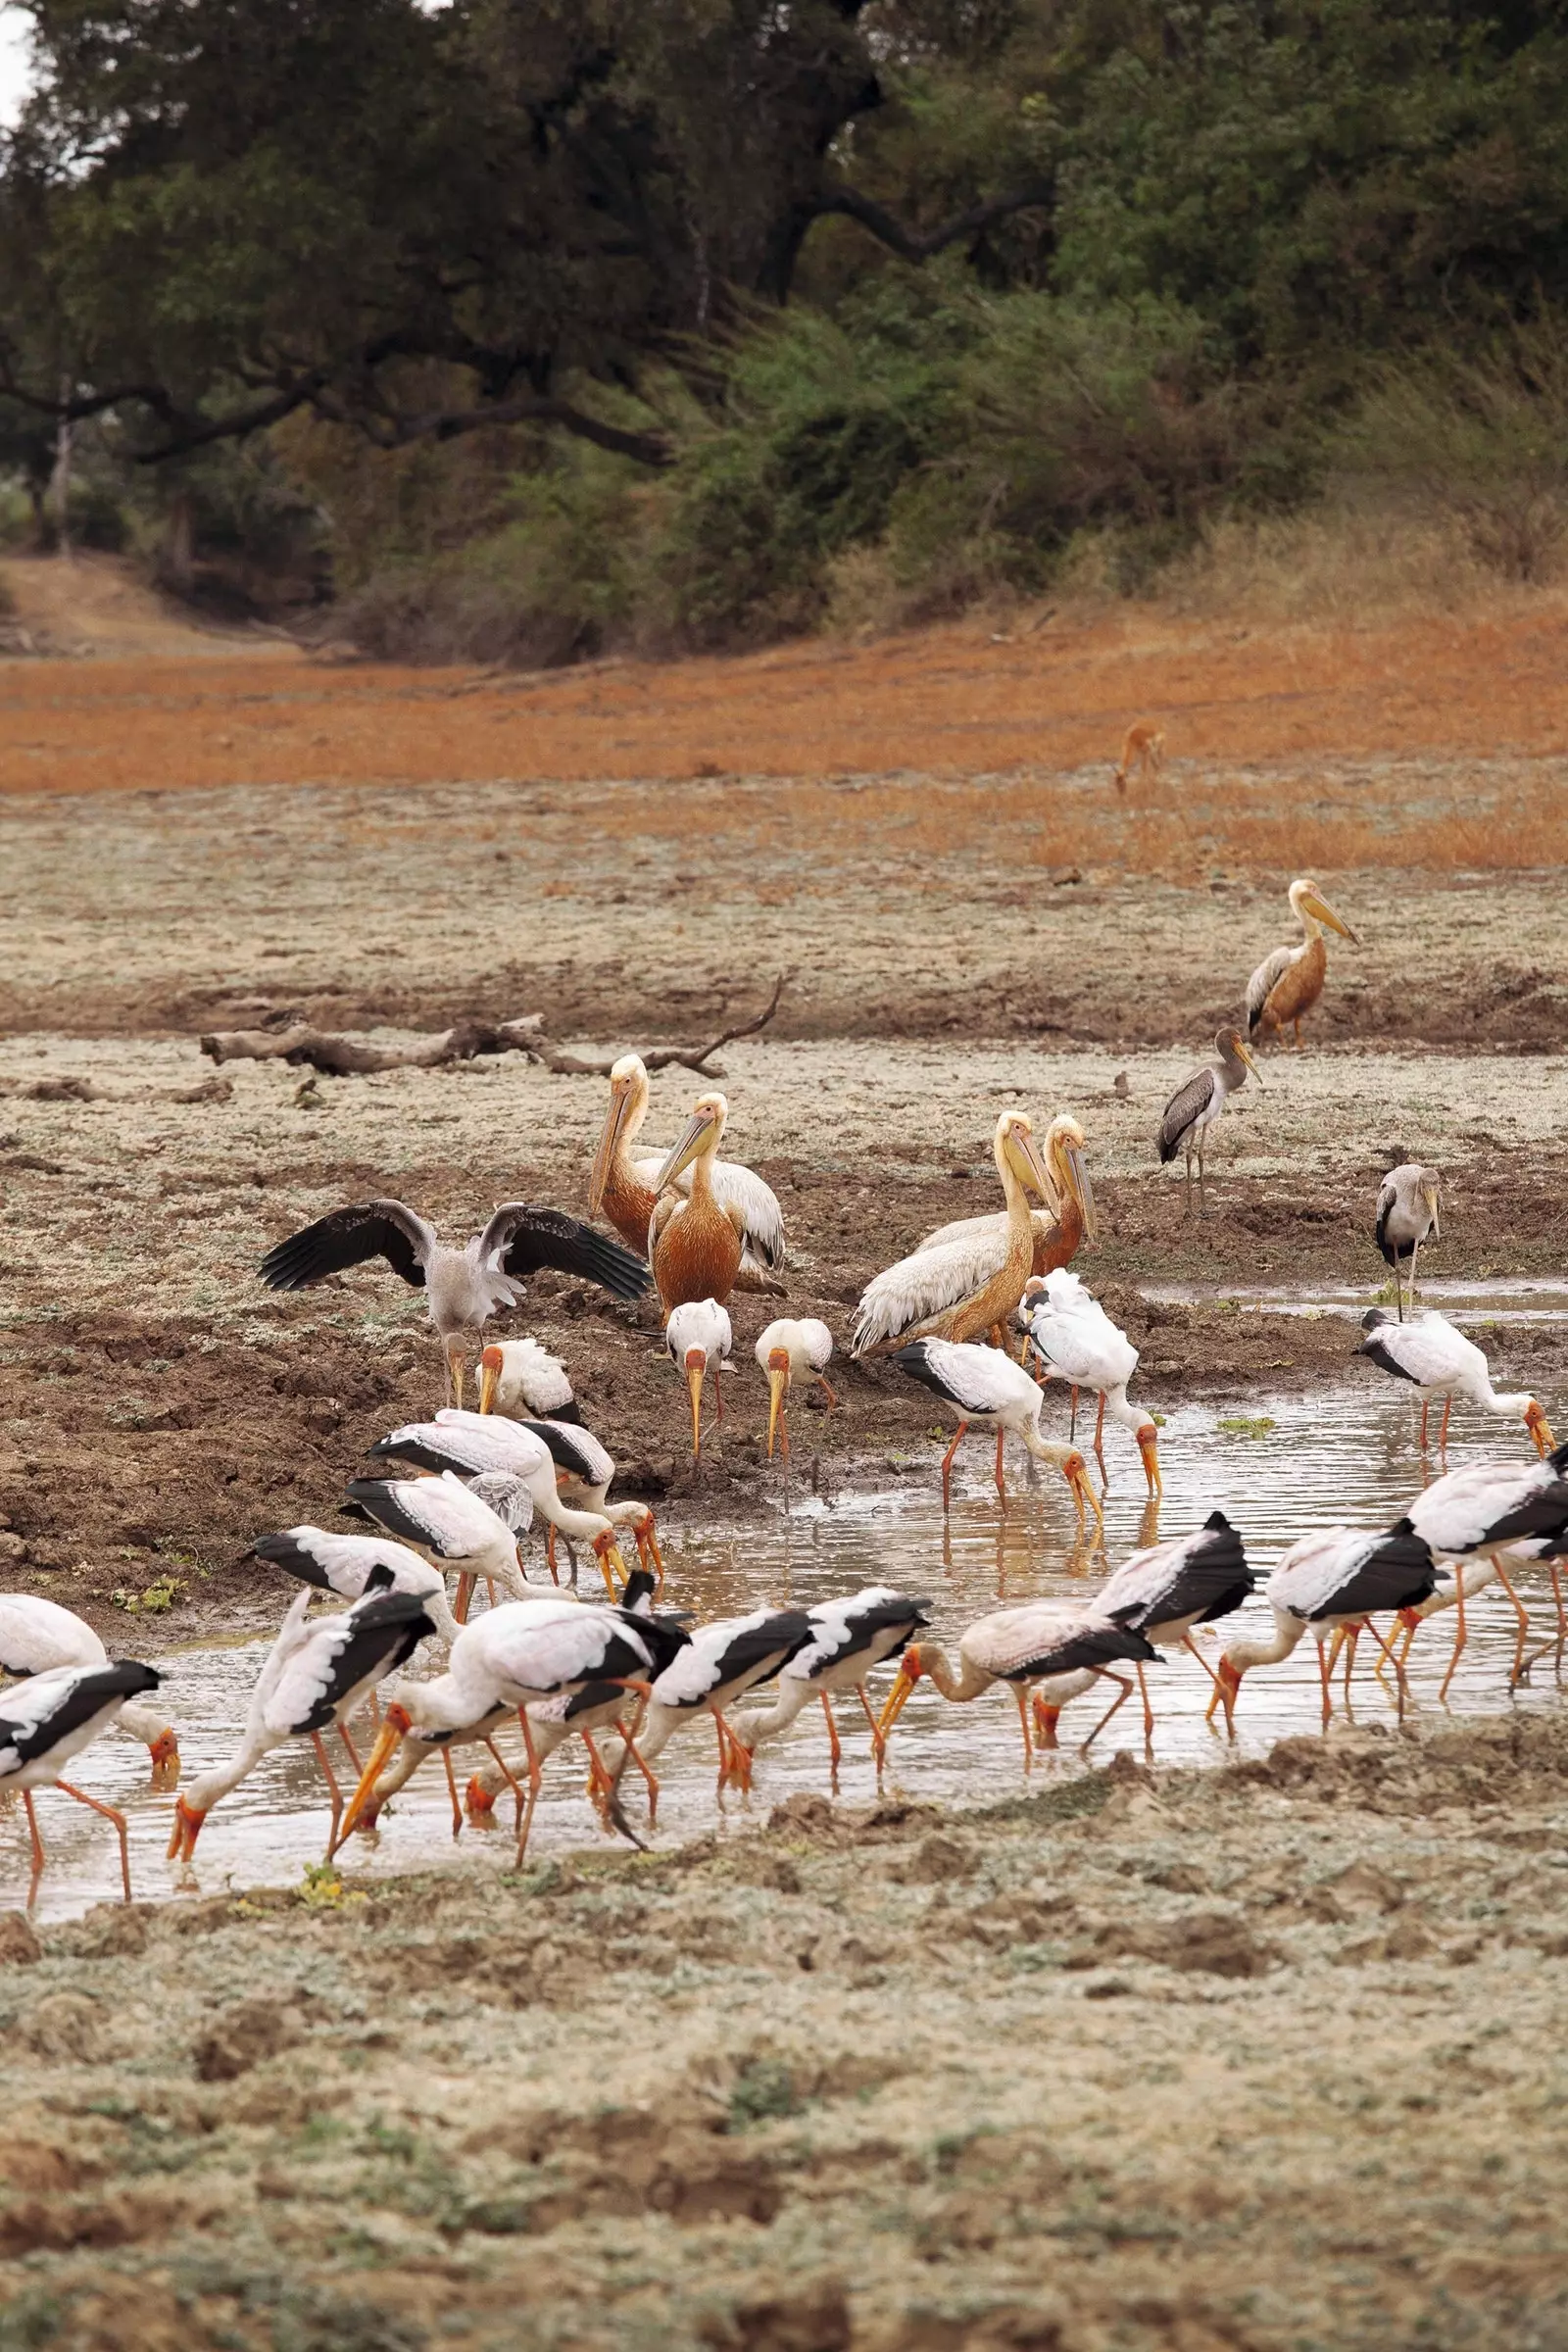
<box><xmin>756</xmin><ymin>1317</ymin><xmax>836</xmax><ymax>1460</ymax></box>
<box><xmin>259</xmin><ymin>1198</ymin><xmax>649</xmax><ymax>1407</ymax></box>
<box><xmin>890</xmin><ymin>1336</ymin><xmax>1102</xmax><ymax>1525</ymax></box>
<box><xmin>876</xmin><ymin>1598</ymin><xmax>1158</xmax><ymax>1766</ymax></box>
<box><xmin>1244</xmin><ymin>879</ymin><xmax>1359</xmax><ymax>1049</ymax></box>
<box><xmin>476</xmin><ymin>1389</ymin><xmax>662</xmax><ymax>1584</ymax></box>
<box><xmin>731</xmin><ymin>1588</ymin><xmax>931</xmax><ymax>1777</ymax></box>
<box><xmin>337</xmin><ymin>1593</ymin><xmax>684</xmax><ymax>1857</ymax></box>
<box><xmin>1094</xmin><ymin>1510</ymin><xmax>1252</xmax><ymax>1736</ymax></box>
<box><xmin>1020</xmin><ymin>1271</ymin><xmax>1161</xmax><ymax>1493</ymax></box>
<box><xmin>1374</xmin><ymin>1165</ymin><xmax>1443</xmax><ymax>1319</ymax></box>
<box><xmin>1396</xmin><ymin>1446</ymin><xmax>1568</xmax><ymax>1694</ymax></box>
<box><xmin>0</xmin><ymin>1593</ymin><xmax>178</xmax><ymax>1785</ymax></box>
<box><xmin>603</xmin><ymin>1607</ymin><xmax>812</xmax><ymax>1796</ymax></box>
<box><xmin>910</xmin><ymin>1114</ymin><xmax>1097</xmax><ymax>1283</ymax></box>
<box><xmin>369</xmin><ymin>1411</ymin><xmax>632</xmax><ymax>1594</ymax></box>
<box><xmin>478</xmin><ymin>1337</ymin><xmax>579</xmax><ymax>1422</ymax></box>
<box><xmin>340</xmin><ymin>1474</ymin><xmax>532</xmax><ymax>1618</ymax></box>
<box><xmin>1156</xmin><ymin>1030</ymin><xmax>1260</xmax><ymax>1209</ymax></box>
<box><xmin>2</xmin><ymin>1659</ymin><xmax>162</xmax><ymax>1900</ymax></box>
<box><xmin>1355</xmin><ymin>1308</ymin><xmax>1553</xmax><ymax>1454</ymax></box>
<box><xmin>852</xmin><ymin>1109</ymin><xmax>1067</xmax><ymax>1357</ymax></box>
<box><xmin>168</xmin><ymin>1580</ymin><xmax>437</xmax><ymax>1865</ymax></box>
<box><xmin>1208</xmin><ymin>1524</ymin><xmax>1437</xmax><ymax>1732</ymax></box>
<box><xmin>588</xmin><ymin>1053</ymin><xmax>786</xmax><ymax>1287</ymax></box>
<box><xmin>252</xmin><ymin>1524</ymin><xmax>464</xmax><ymax>1642</ymax></box>
<box><xmin>665</xmin><ymin>1298</ymin><xmax>732</xmax><ymax>1459</ymax></box>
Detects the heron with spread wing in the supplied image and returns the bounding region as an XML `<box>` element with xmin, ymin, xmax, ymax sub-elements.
<box><xmin>259</xmin><ymin>1199</ymin><xmax>649</xmax><ymax>1407</ymax></box>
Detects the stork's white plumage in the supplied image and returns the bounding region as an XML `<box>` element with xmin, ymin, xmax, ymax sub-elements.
<box><xmin>1</xmin><ymin>1658</ymin><xmax>163</xmax><ymax>1900</ymax></box>
<box><xmin>477</xmin><ymin>1336</ymin><xmax>578</xmax><ymax>1422</ymax></box>
<box><xmin>755</xmin><ymin>1316</ymin><xmax>837</xmax><ymax>1460</ymax></box>
<box><xmin>1093</xmin><ymin>1510</ymin><xmax>1252</xmax><ymax>1734</ymax></box>
<box><xmin>168</xmin><ymin>1582</ymin><xmax>437</xmax><ymax>1865</ymax></box>
<box><xmin>890</xmin><ymin>1336</ymin><xmax>1102</xmax><ymax>1525</ymax></box>
<box><xmin>1210</xmin><ymin>1524</ymin><xmax>1436</xmax><ymax>1731</ymax></box>
<box><xmin>253</xmin><ymin>1524</ymin><xmax>464</xmax><ymax>1643</ymax></box>
<box><xmin>479</xmin><ymin>1408</ymin><xmax>663</xmax><ymax>1584</ymax></box>
<box><xmin>877</xmin><ymin>1598</ymin><xmax>1159</xmax><ymax>1766</ymax></box>
<box><xmin>339</xmin><ymin>1474</ymin><xmax>529</xmax><ymax>1619</ymax></box>
<box><xmin>1355</xmin><ymin>1309</ymin><xmax>1551</xmax><ymax>1454</ymax></box>
<box><xmin>732</xmin><ymin>1586</ymin><xmax>930</xmax><ymax>1774</ymax></box>
<box><xmin>604</xmin><ymin>1607</ymin><xmax>812</xmax><ymax>1794</ymax></box>
<box><xmin>1396</xmin><ymin>1445</ymin><xmax>1568</xmax><ymax>1692</ymax></box>
<box><xmin>664</xmin><ymin>1298</ymin><xmax>732</xmax><ymax>1458</ymax></box>
<box><xmin>368</xmin><ymin>1411</ymin><xmax>633</xmax><ymax>1594</ymax></box>
<box><xmin>0</xmin><ymin>1592</ymin><xmax>178</xmax><ymax>1783</ymax></box>
<box><xmin>1021</xmin><ymin>1271</ymin><xmax>1161</xmax><ymax>1493</ymax></box>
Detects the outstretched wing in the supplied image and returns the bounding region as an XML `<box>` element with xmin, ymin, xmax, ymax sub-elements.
<box><xmin>1245</xmin><ymin>946</ymin><xmax>1293</xmax><ymax>1032</ymax></box>
<box><xmin>1156</xmin><ymin>1068</ymin><xmax>1215</xmax><ymax>1164</ymax></box>
<box><xmin>479</xmin><ymin>1204</ymin><xmax>651</xmax><ymax>1301</ymax></box>
<box><xmin>259</xmin><ymin>1200</ymin><xmax>434</xmax><ymax>1292</ymax></box>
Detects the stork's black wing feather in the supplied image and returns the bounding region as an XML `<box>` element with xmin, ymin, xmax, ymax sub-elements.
<box><xmin>300</xmin><ymin>1593</ymin><xmax>434</xmax><ymax>1731</ymax></box>
<box><xmin>1302</xmin><ymin>1530</ymin><xmax>1437</xmax><ymax>1622</ymax></box>
<box><xmin>1355</xmin><ymin>1330</ymin><xmax>1421</xmax><ymax>1385</ymax></box>
<box><xmin>484</xmin><ymin>1204</ymin><xmax>651</xmax><ymax>1301</ymax></box>
<box><xmin>341</xmin><ymin>1480</ymin><xmax>443</xmax><ymax>1552</ymax></box>
<box><xmin>516</xmin><ymin>1420</ymin><xmax>602</xmax><ymax>1482</ymax></box>
<box><xmin>710</xmin><ymin>1610</ymin><xmax>814</xmax><ymax>1689</ymax></box>
<box><xmin>0</xmin><ymin>1660</ymin><xmax>160</xmax><ymax>1767</ymax></box>
<box><xmin>252</xmin><ymin>1531</ymin><xmax>334</xmax><ymax>1590</ymax></box>
<box><xmin>997</xmin><ymin>1622</ymin><xmax>1157</xmax><ymax>1682</ymax></box>
<box><xmin>259</xmin><ymin>1200</ymin><xmax>431</xmax><ymax>1292</ymax></box>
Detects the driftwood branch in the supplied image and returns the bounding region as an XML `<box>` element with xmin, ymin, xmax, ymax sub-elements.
<box><xmin>197</xmin><ymin>977</ymin><xmax>788</xmax><ymax>1081</ymax></box>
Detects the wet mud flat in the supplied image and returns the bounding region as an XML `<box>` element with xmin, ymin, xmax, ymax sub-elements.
<box><xmin>3</xmin><ymin>1705</ymin><xmax>1566</xmax><ymax>2352</ymax></box>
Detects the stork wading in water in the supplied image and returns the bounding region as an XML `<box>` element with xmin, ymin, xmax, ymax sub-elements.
<box><xmin>2</xmin><ymin>1659</ymin><xmax>162</xmax><ymax>1901</ymax></box>
<box><xmin>477</xmin><ymin>1404</ymin><xmax>663</xmax><ymax>1587</ymax></box>
<box><xmin>1156</xmin><ymin>1029</ymin><xmax>1261</xmax><ymax>1212</ymax></box>
<box><xmin>877</xmin><ymin>1599</ymin><xmax>1158</xmax><ymax>1768</ymax></box>
<box><xmin>252</xmin><ymin>1525</ymin><xmax>465</xmax><ymax>1643</ymax></box>
<box><xmin>852</xmin><ymin>1109</ymin><xmax>1069</xmax><ymax>1357</ymax></box>
<box><xmin>665</xmin><ymin>1298</ymin><xmax>732</xmax><ymax>1459</ymax></box>
<box><xmin>731</xmin><ymin>1588</ymin><xmax>932</xmax><ymax>1778</ymax></box>
<box><xmin>1375</xmin><ymin>1164</ymin><xmax>1442</xmax><ymax>1320</ymax></box>
<box><xmin>755</xmin><ymin>1317</ymin><xmax>836</xmax><ymax>1460</ymax></box>
<box><xmin>1094</xmin><ymin>1511</ymin><xmax>1252</xmax><ymax>1737</ymax></box>
<box><xmin>1395</xmin><ymin>1446</ymin><xmax>1568</xmax><ymax>1696</ymax></box>
<box><xmin>338</xmin><ymin>1474</ymin><xmax>533</xmax><ymax>1619</ymax></box>
<box><xmin>477</xmin><ymin>1338</ymin><xmax>580</xmax><ymax>1423</ymax></box>
<box><xmin>1244</xmin><ymin>878</ymin><xmax>1359</xmax><ymax>1049</ymax></box>
<box><xmin>890</xmin><ymin>1337</ymin><xmax>1102</xmax><ymax>1526</ymax></box>
<box><xmin>910</xmin><ymin>1114</ymin><xmax>1097</xmax><ymax>1284</ymax></box>
<box><xmin>368</xmin><ymin>1412</ymin><xmax>634</xmax><ymax>1596</ymax></box>
<box><xmin>588</xmin><ymin>1054</ymin><xmax>786</xmax><ymax>1289</ymax></box>
<box><xmin>603</xmin><ymin>1608</ymin><xmax>813</xmax><ymax>1798</ymax></box>
<box><xmin>1207</xmin><ymin>1525</ymin><xmax>1437</xmax><ymax>1733</ymax></box>
<box><xmin>259</xmin><ymin>1199</ymin><xmax>649</xmax><ymax>1408</ymax></box>
<box><xmin>1020</xmin><ymin>1271</ymin><xmax>1161</xmax><ymax>1494</ymax></box>
<box><xmin>168</xmin><ymin>1582</ymin><xmax>437</xmax><ymax>1866</ymax></box>
<box><xmin>0</xmin><ymin>1593</ymin><xmax>179</xmax><ymax>1785</ymax></box>
<box><xmin>1355</xmin><ymin>1308</ymin><xmax>1554</xmax><ymax>1456</ymax></box>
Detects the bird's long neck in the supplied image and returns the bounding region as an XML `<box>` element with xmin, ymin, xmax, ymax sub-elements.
<box><xmin>689</xmin><ymin>1137</ymin><xmax>719</xmax><ymax>1204</ymax></box>
<box><xmin>922</xmin><ymin>1643</ymin><xmax>994</xmax><ymax>1703</ymax></box>
<box><xmin>1103</xmin><ymin>1389</ymin><xmax>1148</xmax><ymax>1435</ymax></box>
<box><xmin>1484</xmin><ymin>1389</ymin><xmax>1533</xmax><ymax>1420</ymax></box>
<box><xmin>996</xmin><ymin>1147</ymin><xmax>1034</xmax><ymax>1248</ymax></box>
<box><xmin>1225</xmin><ymin>1608</ymin><xmax>1304</xmax><ymax>1674</ymax></box>
<box><xmin>1293</xmin><ymin>892</ymin><xmax>1322</xmax><ymax>944</ymax></box>
<box><xmin>398</xmin><ymin>1662</ymin><xmax>498</xmax><ymax>1735</ymax></box>
<box><xmin>538</xmin><ymin>1494</ymin><xmax>613</xmax><ymax>1544</ymax></box>
<box><xmin>188</xmin><ymin>1727</ymin><xmax>274</xmax><ymax>1815</ymax></box>
<box><xmin>732</xmin><ymin>1679</ymin><xmax>809</xmax><ymax>1744</ymax></box>
<box><xmin>119</xmin><ymin>1698</ymin><xmax>172</xmax><ymax>1745</ymax></box>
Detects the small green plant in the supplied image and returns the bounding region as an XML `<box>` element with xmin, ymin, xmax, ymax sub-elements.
<box><xmin>1149</xmin><ymin>1412</ymin><xmax>1167</xmax><ymax>1428</ymax></box>
<box><xmin>112</xmin><ymin>1574</ymin><xmax>185</xmax><ymax>1614</ymax></box>
<box><xmin>299</xmin><ymin>1859</ymin><xmax>364</xmax><ymax>1910</ymax></box>
<box><xmin>728</xmin><ymin>2057</ymin><xmax>801</xmax><ymax>2129</ymax></box>
<box><xmin>1217</xmin><ymin>1415</ymin><xmax>1276</xmax><ymax>1440</ymax></box>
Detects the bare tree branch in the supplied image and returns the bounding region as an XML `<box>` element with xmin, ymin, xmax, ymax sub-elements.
<box><xmin>814</xmin><ymin>181</ymin><xmax>1054</xmax><ymax>265</ymax></box>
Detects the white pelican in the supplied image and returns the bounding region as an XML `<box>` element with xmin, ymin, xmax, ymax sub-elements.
<box><xmin>1020</xmin><ymin>1271</ymin><xmax>1161</xmax><ymax>1493</ymax></box>
<box><xmin>338</xmin><ymin>1595</ymin><xmax>682</xmax><ymax>1856</ymax></box>
<box><xmin>1356</xmin><ymin>1308</ymin><xmax>1553</xmax><ymax>1454</ymax></box>
<box><xmin>588</xmin><ymin>1053</ymin><xmax>786</xmax><ymax>1287</ymax></box>
<box><xmin>2</xmin><ymin>1659</ymin><xmax>162</xmax><ymax>1900</ymax></box>
<box><xmin>852</xmin><ymin>1109</ymin><xmax>1063</xmax><ymax>1357</ymax></box>
<box><xmin>368</xmin><ymin>1411</ymin><xmax>633</xmax><ymax>1594</ymax></box>
<box><xmin>477</xmin><ymin>1337</ymin><xmax>578</xmax><ymax>1422</ymax></box>
<box><xmin>1244</xmin><ymin>878</ymin><xmax>1359</xmax><ymax>1048</ymax></box>
<box><xmin>252</xmin><ymin>1525</ymin><xmax>464</xmax><ymax>1642</ymax></box>
<box><xmin>910</xmin><ymin>1114</ymin><xmax>1097</xmax><ymax>1283</ymax></box>
<box><xmin>730</xmin><ymin>1588</ymin><xmax>931</xmax><ymax>1776</ymax></box>
<box><xmin>1208</xmin><ymin>1525</ymin><xmax>1436</xmax><ymax>1732</ymax></box>
<box><xmin>0</xmin><ymin>1593</ymin><xmax>178</xmax><ymax>1784</ymax></box>
<box><xmin>1094</xmin><ymin>1510</ymin><xmax>1252</xmax><ymax>1733</ymax></box>
<box><xmin>1375</xmin><ymin>1164</ymin><xmax>1442</xmax><ymax>1319</ymax></box>
<box><xmin>876</xmin><ymin>1599</ymin><xmax>1158</xmax><ymax>1767</ymax></box>
<box><xmin>1156</xmin><ymin>1029</ymin><xmax>1261</xmax><ymax>1207</ymax></box>
<box><xmin>340</xmin><ymin>1475</ymin><xmax>532</xmax><ymax>1617</ymax></box>
<box><xmin>1397</xmin><ymin>1447</ymin><xmax>1568</xmax><ymax>1695</ymax></box>
<box><xmin>259</xmin><ymin>1199</ymin><xmax>649</xmax><ymax>1406</ymax></box>
<box><xmin>664</xmin><ymin>1298</ymin><xmax>732</xmax><ymax>1458</ymax></box>
<box><xmin>168</xmin><ymin>1582</ymin><xmax>438</xmax><ymax>1865</ymax></box>
<box><xmin>755</xmin><ymin>1317</ymin><xmax>836</xmax><ymax>1459</ymax></box>
<box><xmin>603</xmin><ymin>1608</ymin><xmax>812</xmax><ymax>1796</ymax></box>
<box><xmin>890</xmin><ymin>1338</ymin><xmax>1102</xmax><ymax>1525</ymax></box>
<box><xmin>649</xmin><ymin>1092</ymin><xmax>759</xmax><ymax>1311</ymax></box>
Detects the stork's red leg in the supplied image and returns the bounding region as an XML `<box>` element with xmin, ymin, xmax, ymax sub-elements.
<box><xmin>1080</xmin><ymin>1671</ymin><xmax>1132</xmax><ymax>1748</ymax></box>
<box><xmin>54</xmin><ymin>1779</ymin><xmax>133</xmax><ymax>1903</ymax></box>
<box><xmin>940</xmin><ymin>1421</ymin><xmax>967</xmax><ymax>1510</ymax></box>
<box><xmin>819</xmin><ymin>1690</ymin><xmax>842</xmax><ymax>1774</ymax></box>
<box><xmin>312</xmin><ymin>1732</ymin><xmax>344</xmax><ymax>1848</ymax></box>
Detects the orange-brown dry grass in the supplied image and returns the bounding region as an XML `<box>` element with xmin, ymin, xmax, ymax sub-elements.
<box><xmin>5</xmin><ymin>601</ymin><xmax>1568</xmax><ymax>876</ymax></box>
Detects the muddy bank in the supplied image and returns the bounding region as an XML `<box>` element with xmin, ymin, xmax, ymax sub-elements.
<box><xmin>2</xmin><ymin>1707</ymin><xmax>1566</xmax><ymax>2350</ymax></box>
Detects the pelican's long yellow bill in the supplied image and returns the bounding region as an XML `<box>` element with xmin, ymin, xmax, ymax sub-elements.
<box><xmin>655</xmin><ymin>1108</ymin><xmax>716</xmax><ymax>1193</ymax></box>
<box><xmin>766</xmin><ymin>1361</ymin><xmax>788</xmax><ymax>1459</ymax></box>
<box><xmin>1062</xmin><ymin>1140</ymin><xmax>1098</xmax><ymax>1244</ymax></box>
<box><xmin>336</xmin><ymin>1716</ymin><xmax>405</xmax><ymax>1846</ymax></box>
<box><xmin>589</xmin><ymin>1081</ymin><xmax>635</xmax><ymax>1215</ymax></box>
<box><xmin>875</xmin><ymin>1660</ymin><xmax>921</xmax><ymax>1742</ymax></box>
<box><xmin>1302</xmin><ymin>888</ymin><xmax>1358</xmax><ymax>945</ymax></box>
<box><xmin>1007</xmin><ymin>1122</ymin><xmax>1056</xmax><ymax>1204</ymax></box>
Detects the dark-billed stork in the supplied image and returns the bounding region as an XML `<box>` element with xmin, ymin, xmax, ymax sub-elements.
<box><xmin>1094</xmin><ymin>1510</ymin><xmax>1252</xmax><ymax>1737</ymax></box>
<box><xmin>477</xmin><ymin>1336</ymin><xmax>579</xmax><ymax>1422</ymax></box>
<box><xmin>369</xmin><ymin>1411</ymin><xmax>632</xmax><ymax>1594</ymax></box>
<box><xmin>665</xmin><ymin>1298</ymin><xmax>732</xmax><ymax>1459</ymax></box>
<box><xmin>1396</xmin><ymin>1446</ymin><xmax>1568</xmax><ymax>1694</ymax></box>
<box><xmin>1355</xmin><ymin>1307</ymin><xmax>1553</xmax><ymax>1453</ymax></box>
<box><xmin>876</xmin><ymin>1599</ymin><xmax>1158</xmax><ymax>1767</ymax></box>
<box><xmin>1020</xmin><ymin>1271</ymin><xmax>1161</xmax><ymax>1493</ymax></box>
<box><xmin>341</xmin><ymin>1472</ymin><xmax>531</xmax><ymax>1618</ymax></box>
<box><xmin>259</xmin><ymin>1197</ymin><xmax>649</xmax><ymax>1407</ymax></box>
<box><xmin>252</xmin><ymin>1524</ymin><xmax>464</xmax><ymax>1642</ymax></box>
<box><xmin>731</xmin><ymin>1587</ymin><xmax>931</xmax><ymax>1777</ymax></box>
<box><xmin>0</xmin><ymin>1592</ymin><xmax>178</xmax><ymax>1785</ymax></box>
<box><xmin>603</xmin><ymin>1607</ymin><xmax>812</xmax><ymax>1796</ymax></box>
<box><xmin>2</xmin><ymin>1659</ymin><xmax>162</xmax><ymax>1900</ymax></box>
<box><xmin>889</xmin><ymin>1337</ymin><xmax>1102</xmax><ymax>1526</ymax></box>
<box><xmin>755</xmin><ymin>1317</ymin><xmax>837</xmax><ymax>1460</ymax></box>
<box><xmin>1156</xmin><ymin>1029</ymin><xmax>1261</xmax><ymax>1210</ymax></box>
<box><xmin>168</xmin><ymin>1580</ymin><xmax>437</xmax><ymax>1865</ymax></box>
<box><xmin>1208</xmin><ymin>1524</ymin><xmax>1437</xmax><ymax>1732</ymax></box>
